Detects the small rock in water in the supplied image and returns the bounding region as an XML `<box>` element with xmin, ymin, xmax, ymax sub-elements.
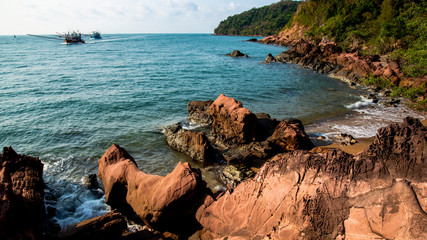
<box><xmin>317</xmin><ymin>136</ymin><xmax>326</xmax><ymax>140</ymax></box>
<box><xmin>367</xmin><ymin>94</ymin><xmax>379</xmax><ymax>103</ymax></box>
<box><xmin>246</xmin><ymin>38</ymin><xmax>258</xmax><ymax>42</ymax></box>
<box><xmin>264</xmin><ymin>53</ymin><xmax>277</xmax><ymax>63</ymax></box>
<box><xmin>83</xmin><ymin>174</ymin><xmax>99</xmax><ymax>190</ymax></box>
<box><xmin>226</xmin><ymin>50</ymin><xmax>248</xmax><ymax>57</ymax></box>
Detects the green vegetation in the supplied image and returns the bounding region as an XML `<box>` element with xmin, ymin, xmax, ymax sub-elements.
<box><xmin>290</xmin><ymin>0</ymin><xmax>426</xmax><ymax>78</ymax></box>
<box><xmin>214</xmin><ymin>1</ymin><xmax>301</xmax><ymax>36</ymax></box>
<box><xmin>361</xmin><ymin>75</ymin><xmax>426</xmax><ymax>111</ymax></box>
<box><xmin>289</xmin><ymin>0</ymin><xmax>426</xmax><ymax>110</ymax></box>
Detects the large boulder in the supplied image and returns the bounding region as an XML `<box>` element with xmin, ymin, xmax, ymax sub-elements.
<box><xmin>98</xmin><ymin>144</ymin><xmax>208</xmax><ymax>234</ymax></box>
<box><xmin>164</xmin><ymin>124</ymin><xmax>217</xmax><ymax>162</ymax></box>
<box><xmin>361</xmin><ymin>117</ymin><xmax>426</xmax><ymax>180</ymax></box>
<box><xmin>209</xmin><ymin>94</ymin><xmax>258</xmax><ymax>146</ymax></box>
<box><xmin>58</xmin><ymin>210</ymin><xmax>127</xmax><ymax>240</ymax></box>
<box><xmin>0</xmin><ymin>146</ymin><xmax>45</xmax><ymax>240</ymax></box>
<box><xmin>187</xmin><ymin>100</ymin><xmax>214</xmax><ymax>124</ymax></box>
<box><xmin>268</xmin><ymin>118</ymin><xmax>314</xmax><ymax>151</ymax></box>
<box><xmin>196</xmin><ymin>118</ymin><xmax>427</xmax><ymax>239</ymax></box>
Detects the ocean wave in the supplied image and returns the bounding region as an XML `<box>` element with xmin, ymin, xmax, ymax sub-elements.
<box><xmin>345</xmin><ymin>95</ymin><xmax>375</xmax><ymax>109</ymax></box>
<box><xmin>54</xmin><ymin>194</ymin><xmax>110</xmax><ymax>229</ymax></box>
<box><xmin>306</xmin><ymin>104</ymin><xmax>425</xmax><ymax>140</ymax></box>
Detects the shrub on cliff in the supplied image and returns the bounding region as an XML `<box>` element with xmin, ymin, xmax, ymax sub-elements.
<box><xmin>214</xmin><ymin>1</ymin><xmax>301</xmax><ymax>36</ymax></box>
<box><xmin>288</xmin><ymin>0</ymin><xmax>426</xmax><ymax>78</ymax></box>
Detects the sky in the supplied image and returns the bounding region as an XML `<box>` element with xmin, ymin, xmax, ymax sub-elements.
<box><xmin>0</xmin><ymin>0</ymin><xmax>282</xmax><ymax>35</ymax></box>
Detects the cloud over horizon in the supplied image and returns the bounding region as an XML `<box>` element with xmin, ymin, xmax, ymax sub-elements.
<box><xmin>1</xmin><ymin>0</ymin><xmax>279</xmax><ymax>35</ymax></box>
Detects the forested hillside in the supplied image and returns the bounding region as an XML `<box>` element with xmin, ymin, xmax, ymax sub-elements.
<box><xmin>289</xmin><ymin>0</ymin><xmax>426</xmax><ymax>78</ymax></box>
<box><xmin>214</xmin><ymin>1</ymin><xmax>301</xmax><ymax>36</ymax></box>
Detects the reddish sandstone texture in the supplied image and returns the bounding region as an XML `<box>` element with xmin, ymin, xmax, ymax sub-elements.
<box><xmin>98</xmin><ymin>144</ymin><xmax>207</xmax><ymax>233</ymax></box>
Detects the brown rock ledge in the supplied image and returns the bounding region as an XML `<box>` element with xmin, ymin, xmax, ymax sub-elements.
<box><xmin>98</xmin><ymin>144</ymin><xmax>209</xmax><ymax>236</ymax></box>
<box><xmin>196</xmin><ymin>117</ymin><xmax>427</xmax><ymax>239</ymax></box>
<box><xmin>0</xmin><ymin>146</ymin><xmax>45</xmax><ymax>240</ymax></box>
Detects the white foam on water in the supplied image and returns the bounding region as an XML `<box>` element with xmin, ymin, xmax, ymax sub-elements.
<box><xmin>180</xmin><ymin>120</ymin><xmax>207</xmax><ymax>130</ymax></box>
<box><xmin>55</xmin><ymin>195</ymin><xmax>110</xmax><ymax>229</ymax></box>
<box><xmin>42</xmin><ymin>154</ymin><xmax>110</xmax><ymax>229</ymax></box>
<box><xmin>306</xmin><ymin>103</ymin><xmax>425</xmax><ymax>141</ymax></box>
<box><xmin>345</xmin><ymin>95</ymin><xmax>375</xmax><ymax>109</ymax></box>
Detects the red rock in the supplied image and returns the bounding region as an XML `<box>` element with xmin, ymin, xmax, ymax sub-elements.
<box><xmin>268</xmin><ymin>118</ymin><xmax>314</xmax><ymax>151</ymax></box>
<box><xmin>209</xmin><ymin>94</ymin><xmax>258</xmax><ymax>146</ymax></box>
<box><xmin>196</xmin><ymin>118</ymin><xmax>427</xmax><ymax>239</ymax></box>
<box><xmin>58</xmin><ymin>210</ymin><xmax>127</xmax><ymax>240</ymax></box>
<box><xmin>0</xmin><ymin>146</ymin><xmax>45</xmax><ymax>240</ymax></box>
<box><xmin>361</xmin><ymin>117</ymin><xmax>426</xmax><ymax>180</ymax></box>
<box><xmin>98</xmin><ymin>144</ymin><xmax>207</xmax><ymax>234</ymax></box>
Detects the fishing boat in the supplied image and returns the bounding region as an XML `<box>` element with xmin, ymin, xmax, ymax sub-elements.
<box><xmin>58</xmin><ymin>31</ymin><xmax>85</xmax><ymax>44</ymax></box>
<box><xmin>91</xmin><ymin>31</ymin><xmax>102</xmax><ymax>39</ymax></box>
<box><xmin>27</xmin><ymin>30</ymin><xmax>85</xmax><ymax>44</ymax></box>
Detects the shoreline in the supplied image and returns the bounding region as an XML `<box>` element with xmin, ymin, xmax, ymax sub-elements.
<box><xmin>258</xmin><ymin>33</ymin><xmax>426</xmax><ymax>113</ymax></box>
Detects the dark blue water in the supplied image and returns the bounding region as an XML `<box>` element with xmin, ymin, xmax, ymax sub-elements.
<box><xmin>1</xmin><ymin>34</ymin><xmax>422</xmax><ymax>227</ymax></box>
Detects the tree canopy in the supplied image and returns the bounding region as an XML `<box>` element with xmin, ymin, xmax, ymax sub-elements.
<box><xmin>214</xmin><ymin>1</ymin><xmax>301</xmax><ymax>36</ymax></box>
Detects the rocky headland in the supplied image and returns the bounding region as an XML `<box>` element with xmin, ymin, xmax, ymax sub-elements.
<box><xmin>257</xmin><ymin>24</ymin><xmax>426</xmax><ymax>106</ymax></box>
<box><xmin>2</xmin><ymin>94</ymin><xmax>426</xmax><ymax>240</ymax></box>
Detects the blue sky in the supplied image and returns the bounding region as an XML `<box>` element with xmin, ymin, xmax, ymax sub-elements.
<box><xmin>1</xmin><ymin>0</ymin><xmax>281</xmax><ymax>35</ymax></box>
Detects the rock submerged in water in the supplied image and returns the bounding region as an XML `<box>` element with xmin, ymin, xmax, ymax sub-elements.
<box><xmin>0</xmin><ymin>146</ymin><xmax>45</xmax><ymax>240</ymax></box>
<box><xmin>196</xmin><ymin>117</ymin><xmax>427</xmax><ymax>239</ymax></box>
<box><xmin>226</xmin><ymin>50</ymin><xmax>248</xmax><ymax>57</ymax></box>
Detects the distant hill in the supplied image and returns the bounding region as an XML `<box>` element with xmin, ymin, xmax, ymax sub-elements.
<box><xmin>214</xmin><ymin>1</ymin><xmax>301</xmax><ymax>36</ymax></box>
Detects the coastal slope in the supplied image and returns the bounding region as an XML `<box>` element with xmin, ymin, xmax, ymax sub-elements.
<box><xmin>259</xmin><ymin>0</ymin><xmax>426</xmax><ymax>111</ymax></box>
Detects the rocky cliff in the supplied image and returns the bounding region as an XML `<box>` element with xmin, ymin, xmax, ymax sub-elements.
<box><xmin>196</xmin><ymin>117</ymin><xmax>427</xmax><ymax>239</ymax></box>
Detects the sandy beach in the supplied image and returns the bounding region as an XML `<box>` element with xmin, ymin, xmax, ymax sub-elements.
<box><xmin>319</xmin><ymin>116</ymin><xmax>427</xmax><ymax>155</ymax></box>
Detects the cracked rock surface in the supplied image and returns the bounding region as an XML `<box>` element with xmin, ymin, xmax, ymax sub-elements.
<box><xmin>196</xmin><ymin>117</ymin><xmax>427</xmax><ymax>239</ymax></box>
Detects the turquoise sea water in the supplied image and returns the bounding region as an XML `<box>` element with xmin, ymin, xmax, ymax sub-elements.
<box><xmin>0</xmin><ymin>34</ymin><xmax>423</xmax><ymax>227</ymax></box>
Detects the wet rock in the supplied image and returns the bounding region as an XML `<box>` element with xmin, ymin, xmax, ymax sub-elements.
<box><xmin>164</xmin><ymin>124</ymin><xmax>217</xmax><ymax>162</ymax></box>
<box><xmin>44</xmin><ymin>219</ymin><xmax>61</xmax><ymax>238</ymax></box>
<box><xmin>197</xmin><ymin>118</ymin><xmax>427</xmax><ymax>239</ymax></box>
<box><xmin>220</xmin><ymin>165</ymin><xmax>255</xmax><ymax>192</ymax></box>
<box><xmin>122</xmin><ymin>229</ymin><xmax>179</xmax><ymax>240</ymax></box>
<box><xmin>226</xmin><ymin>50</ymin><xmax>248</xmax><ymax>57</ymax></box>
<box><xmin>382</xmin><ymin>98</ymin><xmax>401</xmax><ymax>107</ymax></box>
<box><xmin>209</xmin><ymin>94</ymin><xmax>258</xmax><ymax>146</ymax></box>
<box><xmin>337</xmin><ymin>133</ymin><xmax>357</xmax><ymax>146</ymax></box>
<box><xmin>221</xmin><ymin>141</ymin><xmax>273</xmax><ymax>163</ymax></box>
<box><xmin>268</xmin><ymin>118</ymin><xmax>314</xmax><ymax>151</ymax></box>
<box><xmin>367</xmin><ymin>93</ymin><xmax>379</xmax><ymax>103</ymax></box>
<box><xmin>187</xmin><ymin>100</ymin><xmax>214</xmax><ymax>125</ymax></box>
<box><xmin>0</xmin><ymin>146</ymin><xmax>45</xmax><ymax>240</ymax></box>
<box><xmin>246</xmin><ymin>38</ymin><xmax>258</xmax><ymax>42</ymax></box>
<box><xmin>58</xmin><ymin>210</ymin><xmax>127</xmax><ymax>240</ymax></box>
<box><xmin>264</xmin><ymin>53</ymin><xmax>278</xmax><ymax>63</ymax></box>
<box><xmin>255</xmin><ymin>113</ymin><xmax>280</xmax><ymax>141</ymax></box>
<box><xmin>83</xmin><ymin>173</ymin><xmax>99</xmax><ymax>190</ymax></box>
<box><xmin>98</xmin><ymin>144</ymin><xmax>208</xmax><ymax>234</ymax></box>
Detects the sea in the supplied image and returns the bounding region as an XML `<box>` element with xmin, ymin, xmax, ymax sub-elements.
<box><xmin>0</xmin><ymin>34</ymin><xmax>424</xmax><ymax>228</ymax></box>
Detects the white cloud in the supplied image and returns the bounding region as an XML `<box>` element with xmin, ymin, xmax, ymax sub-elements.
<box><xmin>0</xmin><ymin>0</ymin><xmax>279</xmax><ymax>34</ymax></box>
